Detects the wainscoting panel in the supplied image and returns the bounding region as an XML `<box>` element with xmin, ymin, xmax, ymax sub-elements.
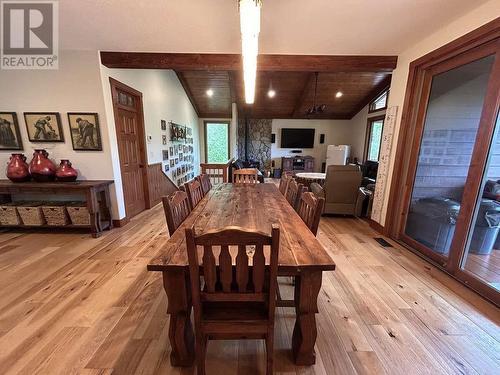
<box><xmin>146</xmin><ymin>163</ymin><xmax>178</xmax><ymax>207</ymax></box>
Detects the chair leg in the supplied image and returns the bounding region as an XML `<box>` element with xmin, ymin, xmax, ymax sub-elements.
<box><xmin>195</xmin><ymin>335</ymin><xmax>207</xmax><ymax>375</ymax></box>
<box><xmin>265</xmin><ymin>334</ymin><xmax>274</xmax><ymax>375</ymax></box>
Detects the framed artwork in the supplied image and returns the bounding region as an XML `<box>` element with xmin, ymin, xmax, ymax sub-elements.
<box><xmin>170</xmin><ymin>159</ymin><xmax>175</xmax><ymax>167</ymax></box>
<box><xmin>162</xmin><ymin>135</ymin><xmax>167</xmax><ymax>145</ymax></box>
<box><xmin>161</xmin><ymin>120</ymin><xmax>167</xmax><ymax>131</ymax></box>
<box><xmin>0</xmin><ymin>112</ymin><xmax>23</xmax><ymax>150</ymax></box>
<box><xmin>164</xmin><ymin>164</ymin><xmax>169</xmax><ymax>173</ymax></box>
<box><xmin>162</xmin><ymin>150</ymin><xmax>169</xmax><ymax>161</ymax></box>
<box><xmin>24</xmin><ymin>112</ymin><xmax>64</xmax><ymax>142</ymax></box>
<box><xmin>67</xmin><ymin>113</ymin><xmax>102</xmax><ymax>151</ymax></box>
<box><xmin>169</xmin><ymin>146</ymin><xmax>174</xmax><ymax>156</ymax></box>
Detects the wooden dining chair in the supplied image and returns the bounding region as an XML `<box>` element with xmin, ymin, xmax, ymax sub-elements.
<box><xmin>278</xmin><ymin>174</ymin><xmax>291</xmax><ymax>195</ymax></box>
<box><xmin>162</xmin><ymin>191</ymin><xmax>191</xmax><ymax>236</ymax></box>
<box><xmin>233</xmin><ymin>168</ymin><xmax>259</xmax><ymax>184</ymax></box>
<box><xmin>296</xmin><ymin>191</ymin><xmax>325</xmax><ymax>236</ymax></box>
<box><xmin>197</xmin><ymin>174</ymin><xmax>212</xmax><ymax>195</ymax></box>
<box><xmin>185</xmin><ymin>224</ymin><xmax>280</xmax><ymax>375</ymax></box>
<box><xmin>184</xmin><ymin>178</ymin><xmax>205</xmax><ymax>210</ymax></box>
<box><xmin>284</xmin><ymin>178</ymin><xmax>307</xmax><ymax>210</ymax></box>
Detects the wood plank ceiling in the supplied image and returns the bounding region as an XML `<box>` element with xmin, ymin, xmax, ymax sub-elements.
<box><xmin>100</xmin><ymin>53</ymin><xmax>396</xmax><ymax>119</ymax></box>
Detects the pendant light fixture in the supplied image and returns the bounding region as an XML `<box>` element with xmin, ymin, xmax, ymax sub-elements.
<box><xmin>306</xmin><ymin>72</ymin><xmax>327</xmax><ymax>116</ymax></box>
<box><xmin>239</xmin><ymin>0</ymin><xmax>262</xmax><ymax>104</ymax></box>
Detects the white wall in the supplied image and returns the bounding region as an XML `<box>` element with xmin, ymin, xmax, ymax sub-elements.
<box><xmin>271</xmin><ymin>118</ymin><xmax>366</xmax><ymax>172</ymax></box>
<box><xmin>0</xmin><ymin>50</ymin><xmax>119</xmax><ymax>216</ymax></box>
<box><xmin>99</xmin><ymin>67</ymin><xmax>201</xmax><ymax>219</ymax></box>
<box><xmin>378</xmin><ymin>0</ymin><xmax>500</xmax><ymax>225</ymax></box>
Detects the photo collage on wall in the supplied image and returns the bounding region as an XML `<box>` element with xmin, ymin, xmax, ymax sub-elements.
<box><xmin>161</xmin><ymin>120</ymin><xmax>195</xmax><ymax>187</ymax></box>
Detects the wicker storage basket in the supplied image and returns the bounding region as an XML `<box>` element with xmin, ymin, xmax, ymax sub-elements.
<box><xmin>67</xmin><ymin>202</ymin><xmax>90</xmax><ymax>226</ymax></box>
<box><xmin>17</xmin><ymin>202</ymin><xmax>45</xmax><ymax>226</ymax></box>
<box><xmin>42</xmin><ymin>203</ymin><xmax>69</xmax><ymax>226</ymax></box>
<box><xmin>0</xmin><ymin>203</ymin><xmax>22</xmax><ymax>225</ymax></box>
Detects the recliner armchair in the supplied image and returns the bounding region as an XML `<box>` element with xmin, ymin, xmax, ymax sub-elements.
<box><xmin>310</xmin><ymin>165</ymin><xmax>363</xmax><ymax>215</ymax></box>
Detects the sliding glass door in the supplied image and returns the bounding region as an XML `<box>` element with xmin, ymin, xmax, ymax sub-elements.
<box><xmin>397</xmin><ymin>38</ymin><xmax>500</xmax><ymax>303</ymax></box>
<box><xmin>403</xmin><ymin>55</ymin><xmax>495</xmax><ymax>263</ymax></box>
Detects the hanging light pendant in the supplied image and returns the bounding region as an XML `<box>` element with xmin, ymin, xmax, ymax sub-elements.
<box><xmin>306</xmin><ymin>72</ymin><xmax>327</xmax><ymax>116</ymax></box>
<box><xmin>239</xmin><ymin>0</ymin><xmax>262</xmax><ymax>104</ymax></box>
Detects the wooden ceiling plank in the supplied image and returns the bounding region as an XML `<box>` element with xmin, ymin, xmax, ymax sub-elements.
<box><xmin>347</xmin><ymin>75</ymin><xmax>392</xmax><ymax>119</ymax></box>
<box><xmin>100</xmin><ymin>52</ymin><xmax>398</xmax><ymax>72</ymax></box>
<box><xmin>175</xmin><ymin>71</ymin><xmax>201</xmax><ymax>117</ymax></box>
<box><xmin>292</xmin><ymin>73</ymin><xmax>315</xmax><ymax>117</ymax></box>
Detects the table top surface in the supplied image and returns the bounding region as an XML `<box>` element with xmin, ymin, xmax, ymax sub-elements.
<box><xmin>148</xmin><ymin>183</ymin><xmax>335</xmax><ymax>272</ymax></box>
<box><xmin>295</xmin><ymin>172</ymin><xmax>326</xmax><ymax>179</ymax></box>
<box><xmin>0</xmin><ymin>180</ymin><xmax>114</xmax><ymax>189</ymax></box>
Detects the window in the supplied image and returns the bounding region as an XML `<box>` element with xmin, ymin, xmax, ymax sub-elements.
<box><xmin>369</xmin><ymin>89</ymin><xmax>389</xmax><ymax>112</ymax></box>
<box><xmin>204</xmin><ymin>121</ymin><xmax>230</xmax><ymax>163</ymax></box>
<box><xmin>365</xmin><ymin>116</ymin><xmax>385</xmax><ymax>162</ymax></box>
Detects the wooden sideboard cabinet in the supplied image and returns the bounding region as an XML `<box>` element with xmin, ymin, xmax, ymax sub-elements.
<box><xmin>0</xmin><ymin>180</ymin><xmax>114</xmax><ymax>237</ymax></box>
<box><xmin>281</xmin><ymin>156</ymin><xmax>315</xmax><ymax>175</ymax></box>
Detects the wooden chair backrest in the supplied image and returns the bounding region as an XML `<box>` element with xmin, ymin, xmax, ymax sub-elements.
<box><xmin>162</xmin><ymin>191</ymin><xmax>191</xmax><ymax>236</ymax></box>
<box><xmin>184</xmin><ymin>179</ymin><xmax>204</xmax><ymax>210</ymax></box>
<box><xmin>197</xmin><ymin>174</ymin><xmax>212</xmax><ymax>195</ymax></box>
<box><xmin>185</xmin><ymin>225</ymin><xmax>280</xmax><ymax>321</ymax></box>
<box><xmin>297</xmin><ymin>192</ymin><xmax>325</xmax><ymax>236</ymax></box>
<box><xmin>285</xmin><ymin>178</ymin><xmax>307</xmax><ymax>209</ymax></box>
<box><xmin>233</xmin><ymin>168</ymin><xmax>259</xmax><ymax>184</ymax></box>
<box><xmin>279</xmin><ymin>174</ymin><xmax>291</xmax><ymax>195</ymax></box>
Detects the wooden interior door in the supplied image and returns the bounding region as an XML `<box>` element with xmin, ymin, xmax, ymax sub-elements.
<box><xmin>110</xmin><ymin>78</ymin><xmax>149</xmax><ymax>219</ymax></box>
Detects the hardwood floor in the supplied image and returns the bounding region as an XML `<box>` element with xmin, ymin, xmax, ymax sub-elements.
<box><xmin>0</xmin><ymin>203</ymin><xmax>499</xmax><ymax>374</ymax></box>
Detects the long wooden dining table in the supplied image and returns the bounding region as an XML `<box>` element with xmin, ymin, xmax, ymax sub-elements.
<box><xmin>147</xmin><ymin>183</ymin><xmax>336</xmax><ymax>367</ymax></box>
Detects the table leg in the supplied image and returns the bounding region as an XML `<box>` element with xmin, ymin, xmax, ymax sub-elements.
<box><xmin>98</xmin><ymin>187</ymin><xmax>113</xmax><ymax>231</ymax></box>
<box><xmin>292</xmin><ymin>271</ymin><xmax>322</xmax><ymax>365</ymax></box>
<box><xmin>163</xmin><ymin>270</ymin><xmax>195</xmax><ymax>367</ymax></box>
<box><xmin>86</xmin><ymin>188</ymin><xmax>102</xmax><ymax>238</ymax></box>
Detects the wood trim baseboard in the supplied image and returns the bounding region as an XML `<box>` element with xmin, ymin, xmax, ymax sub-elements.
<box><xmin>113</xmin><ymin>217</ymin><xmax>130</xmax><ymax>228</ymax></box>
<box><xmin>369</xmin><ymin>219</ymin><xmax>385</xmax><ymax>235</ymax></box>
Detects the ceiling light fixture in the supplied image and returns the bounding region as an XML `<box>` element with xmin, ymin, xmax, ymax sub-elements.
<box><xmin>239</xmin><ymin>0</ymin><xmax>262</xmax><ymax>104</ymax></box>
<box><xmin>306</xmin><ymin>72</ymin><xmax>327</xmax><ymax>116</ymax></box>
<box><xmin>268</xmin><ymin>89</ymin><xmax>276</xmax><ymax>98</ymax></box>
<box><xmin>206</xmin><ymin>89</ymin><xmax>214</xmax><ymax>97</ymax></box>
<box><xmin>336</xmin><ymin>91</ymin><xmax>343</xmax><ymax>98</ymax></box>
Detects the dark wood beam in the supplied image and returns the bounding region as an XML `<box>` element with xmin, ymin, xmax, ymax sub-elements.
<box><xmin>348</xmin><ymin>75</ymin><xmax>392</xmax><ymax>118</ymax></box>
<box><xmin>227</xmin><ymin>71</ymin><xmax>238</xmax><ymax>104</ymax></box>
<box><xmin>101</xmin><ymin>52</ymin><xmax>398</xmax><ymax>72</ymax></box>
<box><xmin>198</xmin><ymin>112</ymin><xmax>233</xmax><ymax>119</ymax></box>
<box><xmin>175</xmin><ymin>71</ymin><xmax>200</xmax><ymax>117</ymax></box>
<box><xmin>291</xmin><ymin>73</ymin><xmax>315</xmax><ymax>117</ymax></box>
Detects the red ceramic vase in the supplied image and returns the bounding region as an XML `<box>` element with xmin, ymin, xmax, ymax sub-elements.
<box><xmin>29</xmin><ymin>149</ymin><xmax>56</xmax><ymax>182</ymax></box>
<box><xmin>56</xmin><ymin>159</ymin><xmax>78</xmax><ymax>182</ymax></box>
<box><xmin>6</xmin><ymin>153</ymin><xmax>30</xmax><ymax>182</ymax></box>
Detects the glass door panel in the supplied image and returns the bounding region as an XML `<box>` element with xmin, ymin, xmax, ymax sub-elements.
<box><xmin>404</xmin><ymin>55</ymin><xmax>495</xmax><ymax>258</ymax></box>
<box><xmin>462</xmin><ymin>111</ymin><xmax>500</xmax><ymax>292</ymax></box>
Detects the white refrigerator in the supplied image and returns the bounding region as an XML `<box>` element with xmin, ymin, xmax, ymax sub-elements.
<box><xmin>326</xmin><ymin>145</ymin><xmax>351</xmax><ymax>167</ymax></box>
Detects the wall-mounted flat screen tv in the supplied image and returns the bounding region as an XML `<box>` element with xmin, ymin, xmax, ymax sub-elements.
<box><xmin>280</xmin><ymin>128</ymin><xmax>315</xmax><ymax>148</ymax></box>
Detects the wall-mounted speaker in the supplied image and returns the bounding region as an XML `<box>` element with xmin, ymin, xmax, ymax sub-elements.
<box><xmin>271</xmin><ymin>133</ymin><xmax>276</xmax><ymax>144</ymax></box>
<box><xmin>291</xmin><ymin>150</ymin><xmax>302</xmax><ymax>154</ymax></box>
<box><xmin>320</xmin><ymin>134</ymin><xmax>325</xmax><ymax>144</ymax></box>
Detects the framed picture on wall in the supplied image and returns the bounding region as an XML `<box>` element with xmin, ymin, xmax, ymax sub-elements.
<box><xmin>67</xmin><ymin>113</ymin><xmax>102</xmax><ymax>151</ymax></box>
<box><xmin>24</xmin><ymin>112</ymin><xmax>64</xmax><ymax>142</ymax></box>
<box><xmin>161</xmin><ymin>120</ymin><xmax>167</xmax><ymax>131</ymax></box>
<box><xmin>162</xmin><ymin>150</ymin><xmax>169</xmax><ymax>161</ymax></box>
<box><xmin>0</xmin><ymin>112</ymin><xmax>23</xmax><ymax>150</ymax></box>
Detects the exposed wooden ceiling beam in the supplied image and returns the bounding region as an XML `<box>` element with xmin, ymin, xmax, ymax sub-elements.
<box><xmin>101</xmin><ymin>52</ymin><xmax>398</xmax><ymax>72</ymax></box>
<box><xmin>348</xmin><ymin>75</ymin><xmax>392</xmax><ymax>118</ymax></box>
<box><xmin>291</xmin><ymin>73</ymin><xmax>315</xmax><ymax>117</ymax></box>
<box><xmin>175</xmin><ymin>71</ymin><xmax>200</xmax><ymax>117</ymax></box>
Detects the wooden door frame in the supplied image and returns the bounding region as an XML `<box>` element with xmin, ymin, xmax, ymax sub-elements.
<box><xmin>384</xmin><ymin>18</ymin><xmax>500</xmax><ymax>305</ymax></box>
<box><xmin>109</xmin><ymin>77</ymin><xmax>151</xmax><ymax>219</ymax></box>
<box><xmin>203</xmin><ymin>120</ymin><xmax>231</xmax><ymax>163</ymax></box>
